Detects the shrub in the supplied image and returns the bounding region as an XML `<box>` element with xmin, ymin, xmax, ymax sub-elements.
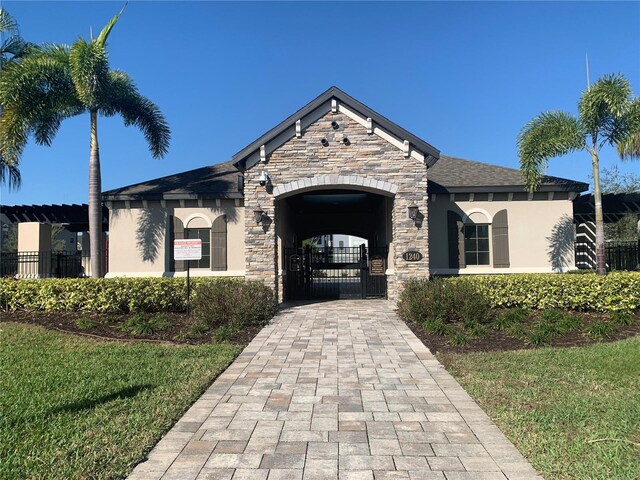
<box><xmin>397</xmin><ymin>278</ymin><xmax>493</xmax><ymax>325</ymax></box>
<box><xmin>450</xmin><ymin>332</ymin><xmax>468</xmax><ymax>346</ymax></box>
<box><xmin>493</xmin><ymin>308</ymin><xmax>531</xmax><ymax>331</ymax></box>
<box><xmin>0</xmin><ymin>277</ymin><xmax>279</xmax><ymax>318</ymax></box>
<box><xmin>446</xmin><ymin>272</ymin><xmax>640</xmax><ymax>313</ymax></box>
<box><xmin>120</xmin><ymin>313</ymin><xmax>171</xmax><ymax>335</ymax></box>
<box><xmin>0</xmin><ymin>277</ymin><xmax>193</xmax><ymax>313</ymax></box>
<box><xmin>188</xmin><ymin>322</ymin><xmax>210</xmax><ymax>337</ymax></box>
<box><xmin>423</xmin><ymin>318</ymin><xmax>451</xmax><ymax>336</ymax></box>
<box><xmin>528</xmin><ymin>328</ymin><xmax>553</xmax><ymax>346</ymax></box>
<box><xmin>213</xmin><ymin>323</ymin><xmax>242</xmax><ymax>343</ymax></box>
<box><xmin>191</xmin><ymin>279</ymin><xmax>277</xmax><ymax>329</ymax></box>
<box><xmin>463</xmin><ymin>320</ymin><xmax>488</xmax><ymax>337</ymax></box>
<box><xmin>610</xmin><ymin>311</ymin><xmax>635</xmax><ymax>326</ymax></box>
<box><xmin>74</xmin><ymin>317</ymin><xmax>95</xmax><ymax>330</ymax></box>
<box><xmin>585</xmin><ymin>320</ymin><xmax>616</xmax><ymax>340</ymax></box>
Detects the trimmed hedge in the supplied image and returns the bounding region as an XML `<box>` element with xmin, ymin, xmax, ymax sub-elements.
<box><xmin>440</xmin><ymin>272</ymin><xmax>639</xmax><ymax>313</ymax></box>
<box><xmin>0</xmin><ymin>277</ymin><xmax>276</xmax><ymax>314</ymax></box>
<box><xmin>397</xmin><ymin>278</ymin><xmax>493</xmax><ymax>325</ymax></box>
<box><xmin>191</xmin><ymin>279</ymin><xmax>278</xmax><ymax>328</ymax></box>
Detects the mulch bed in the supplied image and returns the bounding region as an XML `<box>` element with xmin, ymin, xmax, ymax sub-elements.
<box><xmin>0</xmin><ymin>311</ymin><xmax>263</xmax><ymax>345</ymax></box>
<box><xmin>401</xmin><ymin>310</ymin><xmax>640</xmax><ymax>354</ymax></box>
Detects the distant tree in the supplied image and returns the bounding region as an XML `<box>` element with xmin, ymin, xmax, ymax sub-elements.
<box><xmin>518</xmin><ymin>74</ymin><xmax>640</xmax><ymax>275</ymax></box>
<box><xmin>1</xmin><ymin>223</ymin><xmax>17</xmax><ymax>252</ymax></box>
<box><xmin>597</xmin><ymin>166</ymin><xmax>640</xmax><ymax>242</ymax></box>
<box><xmin>0</xmin><ymin>8</ymin><xmax>35</xmax><ymax>188</ymax></box>
<box><xmin>598</xmin><ymin>165</ymin><xmax>640</xmax><ymax>194</ymax></box>
<box><xmin>0</xmin><ymin>6</ymin><xmax>170</xmax><ymax>277</ymax></box>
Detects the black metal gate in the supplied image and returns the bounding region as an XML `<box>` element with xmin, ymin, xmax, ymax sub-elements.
<box><xmin>284</xmin><ymin>245</ymin><xmax>387</xmax><ymax>300</ymax></box>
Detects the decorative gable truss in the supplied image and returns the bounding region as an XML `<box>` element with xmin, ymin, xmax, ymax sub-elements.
<box><xmin>232</xmin><ymin>87</ymin><xmax>440</xmax><ymax>173</ymax></box>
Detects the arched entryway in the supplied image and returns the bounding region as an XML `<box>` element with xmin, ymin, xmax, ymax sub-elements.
<box><xmin>276</xmin><ymin>188</ymin><xmax>393</xmax><ymax>300</ymax></box>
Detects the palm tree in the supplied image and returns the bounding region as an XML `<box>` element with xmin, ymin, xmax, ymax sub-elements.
<box><xmin>0</xmin><ymin>7</ymin><xmax>35</xmax><ymax>188</ymax></box>
<box><xmin>0</xmin><ymin>7</ymin><xmax>170</xmax><ymax>278</ymax></box>
<box><xmin>518</xmin><ymin>74</ymin><xmax>639</xmax><ymax>275</ymax></box>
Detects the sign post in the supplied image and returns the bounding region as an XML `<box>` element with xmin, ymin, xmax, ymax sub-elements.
<box><xmin>174</xmin><ymin>239</ymin><xmax>202</xmax><ymax>316</ymax></box>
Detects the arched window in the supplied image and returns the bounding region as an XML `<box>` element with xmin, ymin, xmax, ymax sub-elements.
<box><xmin>185</xmin><ymin>216</ymin><xmax>211</xmax><ymax>269</ymax></box>
<box><xmin>447</xmin><ymin>208</ymin><xmax>510</xmax><ymax>269</ymax></box>
<box><xmin>462</xmin><ymin>211</ymin><xmax>491</xmax><ymax>266</ymax></box>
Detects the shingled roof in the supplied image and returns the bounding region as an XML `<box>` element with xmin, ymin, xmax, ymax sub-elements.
<box><xmin>427</xmin><ymin>155</ymin><xmax>589</xmax><ymax>194</ymax></box>
<box><xmin>102</xmin><ymin>160</ymin><xmax>243</xmax><ymax>201</ymax></box>
<box><xmin>103</xmin><ymin>154</ymin><xmax>588</xmax><ymax>201</ymax></box>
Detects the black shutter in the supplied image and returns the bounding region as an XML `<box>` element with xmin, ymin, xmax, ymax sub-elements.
<box><xmin>170</xmin><ymin>215</ymin><xmax>185</xmax><ymax>272</ymax></box>
<box><xmin>211</xmin><ymin>215</ymin><xmax>227</xmax><ymax>271</ymax></box>
<box><xmin>447</xmin><ymin>211</ymin><xmax>465</xmax><ymax>269</ymax></box>
<box><xmin>492</xmin><ymin>209</ymin><xmax>510</xmax><ymax>268</ymax></box>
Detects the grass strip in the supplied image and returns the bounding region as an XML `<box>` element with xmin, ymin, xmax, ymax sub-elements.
<box><xmin>439</xmin><ymin>337</ymin><xmax>640</xmax><ymax>480</ymax></box>
<box><xmin>0</xmin><ymin>322</ymin><xmax>242</xmax><ymax>479</ymax></box>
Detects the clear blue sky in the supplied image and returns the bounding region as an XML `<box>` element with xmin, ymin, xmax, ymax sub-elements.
<box><xmin>2</xmin><ymin>1</ymin><xmax>639</xmax><ymax>206</ymax></box>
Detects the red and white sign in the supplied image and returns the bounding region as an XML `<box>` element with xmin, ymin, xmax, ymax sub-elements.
<box><xmin>174</xmin><ymin>239</ymin><xmax>202</xmax><ymax>260</ymax></box>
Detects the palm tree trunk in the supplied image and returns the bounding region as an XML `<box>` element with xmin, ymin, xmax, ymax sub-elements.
<box><xmin>591</xmin><ymin>151</ymin><xmax>606</xmax><ymax>275</ymax></box>
<box><xmin>89</xmin><ymin>110</ymin><xmax>104</xmax><ymax>278</ymax></box>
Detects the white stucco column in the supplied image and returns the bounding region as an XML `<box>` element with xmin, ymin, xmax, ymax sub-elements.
<box><xmin>17</xmin><ymin>222</ymin><xmax>52</xmax><ymax>278</ymax></box>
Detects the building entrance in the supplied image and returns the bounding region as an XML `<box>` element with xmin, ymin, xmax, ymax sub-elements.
<box><xmin>284</xmin><ymin>244</ymin><xmax>387</xmax><ymax>300</ymax></box>
<box><xmin>276</xmin><ymin>189</ymin><xmax>392</xmax><ymax>301</ymax></box>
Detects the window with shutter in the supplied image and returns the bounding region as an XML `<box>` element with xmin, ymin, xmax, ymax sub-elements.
<box><xmin>447</xmin><ymin>211</ymin><xmax>465</xmax><ymax>268</ymax></box>
<box><xmin>492</xmin><ymin>209</ymin><xmax>510</xmax><ymax>268</ymax></box>
<box><xmin>211</xmin><ymin>215</ymin><xmax>227</xmax><ymax>271</ymax></box>
<box><xmin>170</xmin><ymin>215</ymin><xmax>185</xmax><ymax>272</ymax></box>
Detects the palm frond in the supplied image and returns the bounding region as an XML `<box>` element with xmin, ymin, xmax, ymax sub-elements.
<box><xmin>617</xmin><ymin>97</ymin><xmax>640</xmax><ymax>160</ymax></box>
<box><xmin>100</xmin><ymin>71</ymin><xmax>170</xmax><ymax>158</ymax></box>
<box><xmin>579</xmin><ymin>74</ymin><xmax>632</xmax><ymax>145</ymax></box>
<box><xmin>1</xmin><ymin>36</ymin><xmax>27</xmax><ymax>58</ymax></box>
<box><xmin>0</xmin><ymin>8</ymin><xmax>19</xmax><ymax>34</ymax></box>
<box><xmin>0</xmin><ymin>155</ymin><xmax>21</xmax><ymax>190</ymax></box>
<box><xmin>0</xmin><ymin>44</ymin><xmax>82</xmax><ymax>166</ymax></box>
<box><xmin>69</xmin><ymin>39</ymin><xmax>110</xmax><ymax>109</ymax></box>
<box><xmin>96</xmin><ymin>3</ymin><xmax>127</xmax><ymax>48</ymax></box>
<box><xmin>517</xmin><ymin>111</ymin><xmax>585</xmax><ymax>192</ymax></box>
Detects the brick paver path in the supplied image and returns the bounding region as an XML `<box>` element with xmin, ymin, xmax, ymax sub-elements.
<box><xmin>129</xmin><ymin>300</ymin><xmax>542</xmax><ymax>480</ymax></box>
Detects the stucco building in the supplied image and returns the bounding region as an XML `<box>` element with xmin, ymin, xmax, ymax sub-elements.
<box><xmin>103</xmin><ymin>87</ymin><xmax>588</xmax><ymax>301</ymax></box>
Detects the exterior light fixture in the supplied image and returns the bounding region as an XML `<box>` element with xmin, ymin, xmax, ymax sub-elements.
<box><xmin>253</xmin><ymin>206</ymin><xmax>266</xmax><ymax>224</ymax></box>
<box><xmin>320</xmin><ymin>138</ymin><xmax>329</xmax><ymax>146</ymax></box>
<box><xmin>407</xmin><ymin>205</ymin><xmax>419</xmax><ymax>220</ymax></box>
<box><xmin>331</xmin><ymin>121</ymin><xmax>339</xmax><ymax>129</ymax></box>
<box><xmin>342</xmin><ymin>137</ymin><xmax>350</xmax><ymax>145</ymax></box>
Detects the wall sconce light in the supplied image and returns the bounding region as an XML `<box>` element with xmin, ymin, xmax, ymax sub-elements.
<box><xmin>331</xmin><ymin>121</ymin><xmax>339</xmax><ymax>129</ymax></box>
<box><xmin>407</xmin><ymin>205</ymin><xmax>419</xmax><ymax>221</ymax></box>
<box><xmin>253</xmin><ymin>205</ymin><xmax>266</xmax><ymax>224</ymax></box>
<box><xmin>342</xmin><ymin>136</ymin><xmax>350</xmax><ymax>145</ymax></box>
<box><xmin>320</xmin><ymin>138</ymin><xmax>329</xmax><ymax>146</ymax></box>
<box><xmin>259</xmin><ymin>170</ymin><xmax>270</xmax><ymax>186</ymax></box>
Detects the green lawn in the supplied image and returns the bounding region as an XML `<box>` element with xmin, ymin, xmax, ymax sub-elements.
<box><xmin>0</xmin><ymin>322</ymin><xmax>242</xmax><ymax>480</ymax></box>
<box><xmin>439</xmin><ymin>337</ymin><xmax>640</xmax><ymax>480</ymax></box>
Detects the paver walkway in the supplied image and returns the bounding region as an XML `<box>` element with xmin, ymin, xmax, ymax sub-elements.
<box><xmin>129</xmin><ymin>300</ymin><xmax>542</xmax><ymax>480</ymax></box>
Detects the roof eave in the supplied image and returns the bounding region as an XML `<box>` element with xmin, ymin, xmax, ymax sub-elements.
<box><xmin>428</xmin><ymin>183</ymin><xmax>589</xmax><ymax>194</ymax></box>
<box><xmin>102</xmin><ymin>192</ymin><xmax>244</xmax><ymax>202</ymax></box>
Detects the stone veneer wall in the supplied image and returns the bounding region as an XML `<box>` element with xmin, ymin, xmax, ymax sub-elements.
<box><xmin>244</xmin><ymin>110</ymin><xmax>429</xmax><ymax>301</ymax></box>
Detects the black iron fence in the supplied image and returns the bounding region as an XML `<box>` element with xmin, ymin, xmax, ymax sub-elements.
<box><xmin>575</xmin><ymin>241</ymin><xmax>639</xmax><ymax>271</ymax></box>
<box><xmin>1</xmin><ymin>251</ymin><xmax>84</xmax><ymax>278</ymax></box>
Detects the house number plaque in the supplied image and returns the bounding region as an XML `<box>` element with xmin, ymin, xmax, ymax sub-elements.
<box><xmin>402</xmin><ymin>250</ymin><xmax>423</xmax><ymax>262</ymax></box>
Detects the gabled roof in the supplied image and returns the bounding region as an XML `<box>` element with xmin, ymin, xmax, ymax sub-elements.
<box><xmin>427</xmin><ymin>155</ymin><xmax>589</xmax><ymax>194</ymax></box>
<box><xmin>232</xmin><ymin>86</ymin><xmax>441</xmax><ymax>172</ymax></box>
<box><xmin>102</xmin><ymin>160</ymin><xmax>243</xmax><ymax>201</ymax></box>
